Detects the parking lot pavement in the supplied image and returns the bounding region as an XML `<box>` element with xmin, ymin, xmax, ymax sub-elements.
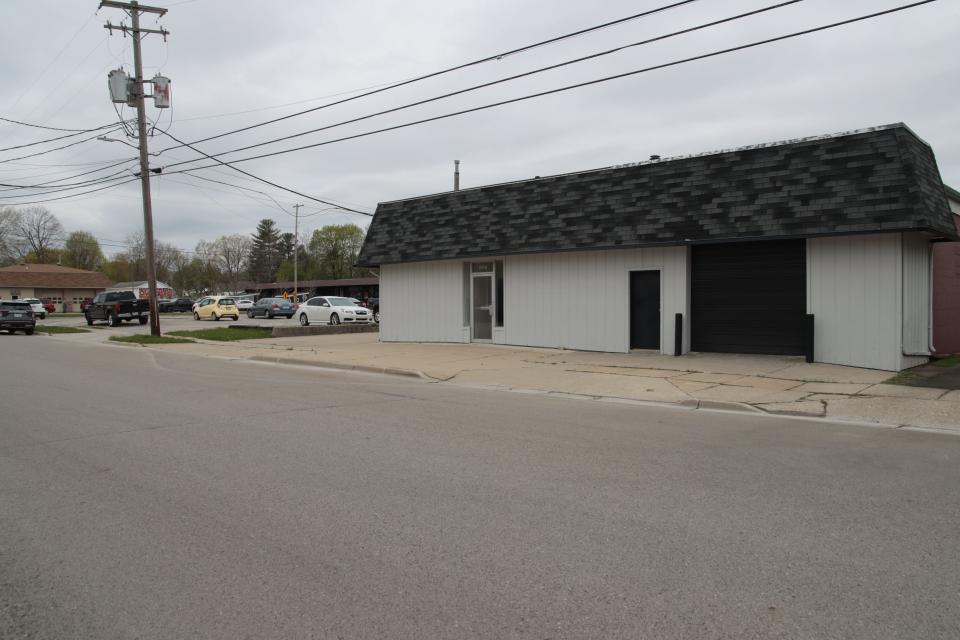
<box><xmin>36</xmin><ymin>311</ymin><xmax>305</xmax><ymax>332</ymax></box>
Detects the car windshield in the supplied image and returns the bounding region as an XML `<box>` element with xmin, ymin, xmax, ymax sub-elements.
<box><xmin>327</xmin><ymin>297</ymin><xmax>355</xmax><ymax>307</ymax></box>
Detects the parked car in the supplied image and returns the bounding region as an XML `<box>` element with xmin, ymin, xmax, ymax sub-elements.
<box><xmin>235</xmin><ymin>299</ymin><xmax>254</xmax><ymax>311</ymax></box>
<box><xmin>296</xmin><ymin>296</ymin><xmax>372</xmax><ymax>326</ymax></box>
<box><xmin>21</xmin><ymin>298</ymin><xmax>47</xmax><ymax>320</ymax></box>
<box><xmin>85</xmin><ymin>291</ymin><xmax>150</xmax><ymax>326</ymax></box>
<box><xmin>193</xmin><ymin>296</ymin><xmax>240</xmax><ymax>321</ymax></box>
<box><xmin>40</xmin><ymin>298</ymin><xmax>56</xmax><ymax>314</ymax></box>
<box><xmin>159</xmin><ymin>297</ymin><xmax>194</xmax><ymax>312</ymax></box>
<box><xmin>79</xmin><ymin>297</ymin><xmax>93</xmax><ymax>312</ymax></box>
<box><xmin>367</xmin><ymin>297</ymin><xmax>380</xmax><ymax>323</ymax></box>
<box><xmin>0</xmin><ymin>300</ymin><xmax>36</xmax><ymax>334</ymax></box>
<box><xmin>247</xmin><ymin>297</ymin><xmax>294</xmax><ymax>319</ymax></box>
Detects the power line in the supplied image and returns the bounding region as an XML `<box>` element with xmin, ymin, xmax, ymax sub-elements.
<box><xmin>162</xmin><ymin>0</ymin><xmax>805</xmax><ymax>169</ymax></box>
<box><xmin>0</xmin><ymin>127</ymin><xmax>127</xmax><ymax>164</ymax></box>
<box><xmin>0</xmin><ymin>116</ymin><xmax>121</xmax><ymax>133</ymax></box>
<box><xmin>0</xmin><ymin>121</ymin><xmax>130</xmax><ymax>154</ymax></box>
<box><xmin>155</xmin><ymin>0</ymin><xmax>704</xmax><ymax>154</ymax></box>
<box><xmin>0</xmin><ymin>177</ymin><xmax>138</xmax><ymax>206</ymax></box>
<box><xmin>157</xmin><ymin>129</ymin><xmax>373</xmax><ymax>215</ymax></box>
<box><xmin>160</xmin><ymin>1</ymin><xmax>938</xmax><ymax>177</ymax></box>
<box><xmin>0</xmin><ymin>158</ymin><xmax>138</xmax><ymax>191</ymax></box>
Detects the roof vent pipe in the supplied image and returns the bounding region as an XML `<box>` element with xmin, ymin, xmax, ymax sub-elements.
<box><xmin>650</xmin><ymin>154</ymin><xmax>661</xmax><ymax>161</ymax></box>
<box><xmin>454</xmin><ymin>160</ymin><xmax>460</xmax><ymax>191</ymax></box>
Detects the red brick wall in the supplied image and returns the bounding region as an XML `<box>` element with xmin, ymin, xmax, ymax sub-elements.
<box><xmin>933</xmin><ymin>241</ymin><xmax>960</xmax><ymax>355</ymax></box>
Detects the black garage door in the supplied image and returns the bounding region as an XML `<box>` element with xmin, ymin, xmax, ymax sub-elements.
<box><xmin>691</xmin><ymin>240</ymin><xmax>806</xmax><ymax>355</ymax></box>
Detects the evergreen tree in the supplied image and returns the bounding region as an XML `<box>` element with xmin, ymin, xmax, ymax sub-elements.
<box><xmin>248</xmin><ymin>218</ymin><xmax>281</xmax><ymax>282</ymax></box>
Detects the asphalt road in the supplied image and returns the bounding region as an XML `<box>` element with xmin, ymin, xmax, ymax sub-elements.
<box><xmin>2</xmin><ymin>334</ymin><xmax>959</xmax><ymax>639</ymax></box>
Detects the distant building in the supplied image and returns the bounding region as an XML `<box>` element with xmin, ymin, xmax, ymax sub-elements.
<box><xmin>246</xmin><ymin>277</ymin><xmax>378</xmax><ymax>301</ymax></box>
<box><xmin>107</xmin><ymin>281</ymin><xmax>175</xmax><ymax>300</ymax></box>
<box><xmin>0</xmin><ymin>263</ymin><xmax>112</xmax><ymax>311</ymax></box>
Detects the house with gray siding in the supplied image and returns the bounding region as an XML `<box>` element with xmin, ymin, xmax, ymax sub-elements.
<box><xmin>358</xmin><ymin>124</ymin><xmax>958</xmax><ymax>371</ymax></box>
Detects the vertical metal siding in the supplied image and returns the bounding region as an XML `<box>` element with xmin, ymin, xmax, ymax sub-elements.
<box><xmin>807</xmin><ymin>234</ymin><xmax>902</xmax><ymax>370</ymax></box>
<box><xmin>380</xmin><ymin>261</ymin><xmax>467</xmax><ymax>343</ymax></box>
<box><xmin>502</xmin><ymin>246</ymin><xmax>689</xmax><ymax>354</ymax></box>
<box><xmin>901</xmin><ymin>232</ymin><xmax>932</xmax><ymax>361</ymax></box>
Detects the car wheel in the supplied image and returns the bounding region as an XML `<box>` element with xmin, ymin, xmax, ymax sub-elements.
<box><xmin>85</xmin><ymin>313</ymin><xmax>93</xmax><ymax>326</ymax></box>
<box><xmin>329</xmin><ymin>313</ymin><xmax>340</xmax><ymax>326</ymax></box>
<box><xmin>109</xmin><ymin>312</ymin><xmax>120</xmax><ymax>327</ymax></box>
<box><xmin>193</xmin><ymin>312</ymin><xmax>200</xmax><ymax>321</ymax></box>
<box><xmin>299</xmin><ymin>313</ymin><xmax>309</xmax><ymax>326</ymax></box>
<box><xmin>247</xmin><ymin>311</ymin><xmax>254</xmax><ymax>319</ymax></box>
<box><xmin>374</xmin><ymin>311</ymin><xmax>380</xmax><ymax>323</ymax></box>
<box><xmin>212</xmin><ymin>313</ymin><xmax>220</xmax><ymax>321</ymax></box>
<box><xmin>266</xmin><ymin>310</ymin><xmax>273</xmax><ymax>319</ymax></box>
<box><xmin>25</xmin><ymin>328</ymin><xmax>34</xmax><ymax>335</ymax></box>
<box><xmin>138</xmin><ymin>316</ymin><xmax>148</xmax><ymax>325</ymax></box>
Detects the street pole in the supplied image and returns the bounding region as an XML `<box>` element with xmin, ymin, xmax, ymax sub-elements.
<box><xmin>293</xmin><ymin>203</ymin><xmax>303</xmax><ymax>301</ymax></box>
<box><xmin>101</xmin><ymin>0</ymin><xmax>168</xmax><ymax>336</ymax></box>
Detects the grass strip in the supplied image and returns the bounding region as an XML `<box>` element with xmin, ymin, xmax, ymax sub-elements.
<box><xmin>167</xmin><ymin>327</ymin><xmax>273</xmax><ymax>341</ymax></box>
<box><xmin>39</xmin><ymin>326</ymin><xmax>91</xmax><ymax>334</ymax></box>
<box><xmin>931</xmin><ymin>354</ymin><xmax>959</xmax><ymax>368</ymax></box>
<box><xmin>109</xmin><ymin>334</ymin><xmax>195</xmax><ymax>344</ymax></box>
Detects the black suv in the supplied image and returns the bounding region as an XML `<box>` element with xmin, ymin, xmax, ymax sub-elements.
<box><xmin>0</xmin><ymin>300</ymin><xmax>36</xmax><ymax>335</ymax></box>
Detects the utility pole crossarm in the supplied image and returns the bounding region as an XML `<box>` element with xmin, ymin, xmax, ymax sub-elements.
<box><xmin>99</xmin><ymin>1</ymin><xmax>167</xmax><ymax>16</ymax></box>
<box><xmin>104</xmin><ymin>24</ymin><xmax>170</xmax><ymax>37</ymax></box>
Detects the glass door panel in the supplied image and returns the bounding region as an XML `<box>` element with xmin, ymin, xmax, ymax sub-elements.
<box><xmin>472</xmin><ymin>275</ymin><xmax>493</xmax><ymax>341</ymax></box>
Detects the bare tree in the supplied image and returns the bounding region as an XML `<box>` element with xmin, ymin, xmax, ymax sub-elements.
<box><xmin>0</xmin><ymin>207</ymin><xmax>24</xmax><ymax>265</ymax></box>
<box><xmin>210</xmin><ymin>234</ymin><xmax>252</xmax><ymax>292</ymax></box>
<box><xmin>17</xmin><ymin>206</ymin><xmax>64</xmax><ymax>263</ymax></box>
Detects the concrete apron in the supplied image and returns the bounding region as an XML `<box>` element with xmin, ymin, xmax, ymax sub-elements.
<box><xmin>124</xmin><ymin>333</ymin><xmax>960</xmax><ymax>433</ymax></box>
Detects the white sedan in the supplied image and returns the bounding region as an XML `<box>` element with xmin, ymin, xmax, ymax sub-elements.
<box><xmin>235</xmin><ymin>299</ymin><xmax>254</xmax><ymax>311</ymax></box>
<box><xmin>296</xmin><ymin>296</ymin><xmax>372</xmax><ymax>326</ymax></box>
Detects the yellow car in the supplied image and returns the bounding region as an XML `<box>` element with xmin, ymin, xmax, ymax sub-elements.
<box><xmin>192</xmin><ymin>296</ymin><xmax>240</xmax><ymax>321</ymax></box>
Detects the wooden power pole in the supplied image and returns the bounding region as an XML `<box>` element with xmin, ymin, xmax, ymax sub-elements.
<box><xmin>100</xmin><ymin>0</ymin><xmax>169</xmax><ymax>336</ymax></box>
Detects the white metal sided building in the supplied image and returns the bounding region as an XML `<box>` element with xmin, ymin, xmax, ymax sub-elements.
<box><xmin>358</xmin><ymin>125</ymin><xmax>959</xmax><ymax>371</ymax></box>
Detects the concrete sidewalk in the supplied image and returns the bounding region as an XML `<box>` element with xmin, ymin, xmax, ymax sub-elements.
<box><xmin>125</xmin><ymin>332</ymin><xmax>960</xmax><ymax>433</ymax></box>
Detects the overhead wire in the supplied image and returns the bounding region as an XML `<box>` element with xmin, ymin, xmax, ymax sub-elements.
<box><xmin>160</xmin><ymin>1</ymin><xmax>938</xmax><ymax>178</ymax></box>
<box><xmin>157</xmin><ymin>129</ymin><xmax>373</xmax><ymax>215</ymax></box>
<box><xmin>0</xmin><ymin>127</ymin><xmax>128</xmax><ymax>164</ymax></box>
<box><xmin>156</xmin><ymin>0</ymin><xmax>705</xmax><ymax>153</ymax></box>
<box><xmin>0</xmin><ymin>121</ymin><xmax>129</xmax><ymax>154</ymax></box>
<box><xmin>161</xmin><ymin>0</ymin><xmax>806</xmax><ymax>169</ymax></box>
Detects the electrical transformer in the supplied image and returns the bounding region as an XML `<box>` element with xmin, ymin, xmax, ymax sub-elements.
<box><xmin>152</xmin><ymin>75</ymin><xmax>171</xmax><ymax>108</ymax></box>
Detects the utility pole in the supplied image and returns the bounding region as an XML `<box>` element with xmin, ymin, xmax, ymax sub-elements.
<box><xmin>100</xmin><ymin>0</ymin><xmax>169</xmax><ymax>336</ymax></box>
<box><xmin>293</xmin><ymin>203</ymin><xmax>303</xmax><ymax>302</ymax></box>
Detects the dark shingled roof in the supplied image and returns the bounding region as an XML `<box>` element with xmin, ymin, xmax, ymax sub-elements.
<box><xmin>358</xmin><ymin>124</ymin><xmax>958</xmax><ymax>267</ymax></box>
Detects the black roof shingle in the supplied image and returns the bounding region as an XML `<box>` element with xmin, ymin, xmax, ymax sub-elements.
<box><xmin>358</xmin><ymin>124</ymin><xmax>958</xmax><ymax>267</ymax></box>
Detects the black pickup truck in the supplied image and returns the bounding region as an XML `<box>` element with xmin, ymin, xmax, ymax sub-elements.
<box><xmin>85</xmin><ymin>291</ymin><xmax>150</xmax><ymax>326</ymax></box>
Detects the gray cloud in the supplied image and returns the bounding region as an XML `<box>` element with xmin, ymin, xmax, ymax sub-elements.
<box><xmin>1</xmin><ymin>0</ymin><xmax>957</xmax><ymax>255</ymax></box>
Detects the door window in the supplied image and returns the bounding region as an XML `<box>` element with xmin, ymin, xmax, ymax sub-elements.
<box><xmin>471</xmin><ymin>276</ymin><xmax>493</xmax><ymax>341</ymax></box>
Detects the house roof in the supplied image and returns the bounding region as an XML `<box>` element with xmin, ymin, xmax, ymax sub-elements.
<box><xmin>358</xmin><ymin>123</ymin><xmax>958</xmax><ymax>267</ymax></box>
<box><xmin>0</xmin><ymin>263</ymin><xmax>112</xmax><ymax>289</ymax></box>
<box><xmin>108</xmin><ymin>281</ymin><xmax>173</xmax><ymax>290</ymax></box>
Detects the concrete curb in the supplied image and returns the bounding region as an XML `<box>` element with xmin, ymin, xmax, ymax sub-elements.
<box><xmin>248</xmin><ymin>354</ymin><xmax>427</xmax><ymax>379</ymax></box>
<box><xmin>696</xmin><ymin>399</ymin><xmax>765</xmax><ymax>414</ymax></box>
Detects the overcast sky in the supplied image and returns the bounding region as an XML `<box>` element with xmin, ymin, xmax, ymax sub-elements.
<box><xmin>1</xmin><ymin>0</ymin><xmax>957</xmax><ymax>256</ymax></box>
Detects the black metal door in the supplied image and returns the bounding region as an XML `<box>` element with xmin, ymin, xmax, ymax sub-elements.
<box><xmin>630</xmin><ymin>271</ymin><xmax>660</xmax><ymax>350</ymax></box>
<box><xmin>691</xmin><ymin>240</ymin><xmax>806</xmax><ymax>355</ymax></box>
